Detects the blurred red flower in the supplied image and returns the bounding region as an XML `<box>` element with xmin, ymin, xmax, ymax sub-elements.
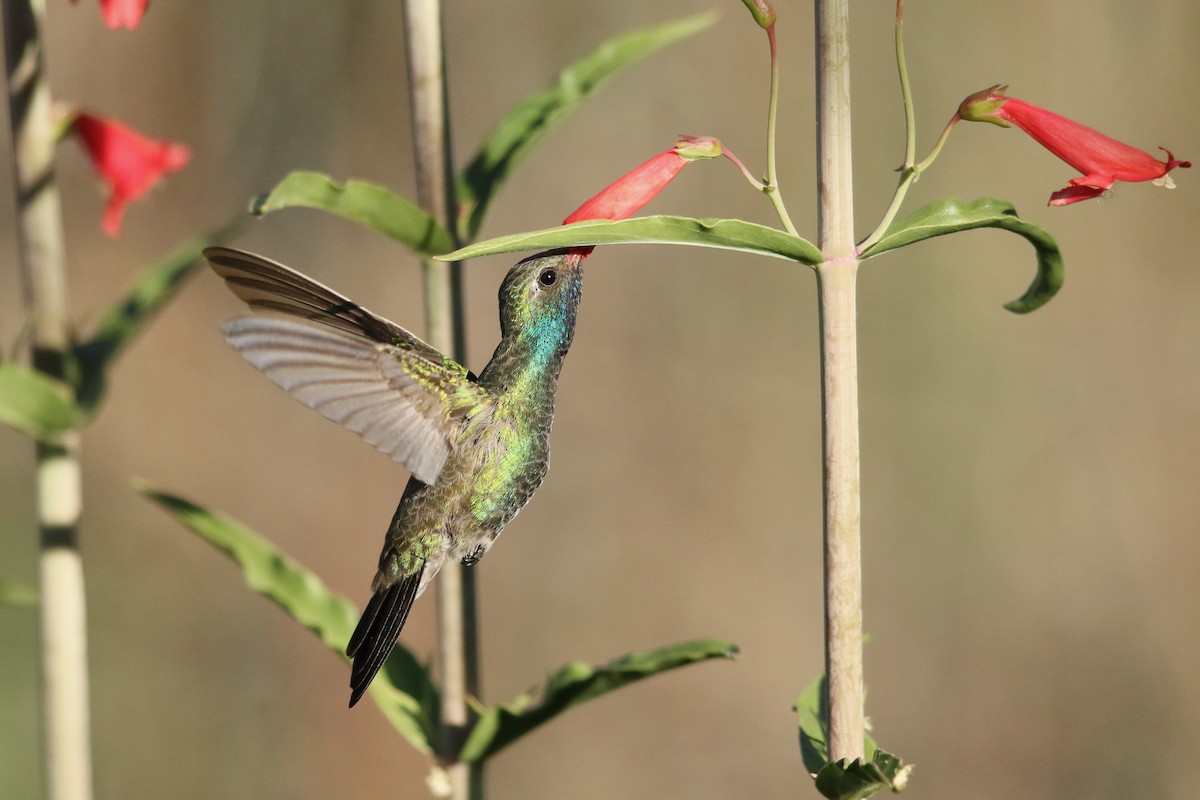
<box><xmin>72</xmin><ymin>112</ymin><xmax>190</xmax><ymax>236</ymax></box>
<box><xmin>70</xmin><ymin>0</ymin><xmax>150</xmax><ymax>30</ymax></box>
<box><xmin>960</xmin><ymin>85</ymin><xmax>1190</xmax><ymax>206</ymax></box>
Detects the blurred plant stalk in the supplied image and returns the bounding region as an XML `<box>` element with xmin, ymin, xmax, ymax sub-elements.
<box><xmin>2</xmin><ymin>0</ymin><xmax>94</xmax><ymax>798</ymax></box>
<box><xmin>814</xmin><ymin>0</ymin><xmax>865</xmax><ymax>763</ymax></box>
<box><xmin>400</xmin><ymin>0</ymin><xmax>480</xmax><ymax>798</ymax></box>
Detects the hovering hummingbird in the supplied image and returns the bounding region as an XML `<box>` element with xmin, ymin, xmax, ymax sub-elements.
<box><xmin>204</xmin><ymin>246</ymin><xmax>584</xmax><ymax>706</ymax></box>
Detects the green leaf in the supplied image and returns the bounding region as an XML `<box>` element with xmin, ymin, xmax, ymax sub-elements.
<box><xmin>442</xmin><ymin>216</ymin><xmax>823</xmax><ymax>265</ymax></box>
<box><xmin>0</xmin><ymin>579</ymin><xmax>37</xmax><ymax>608</ymax></box>
<box><xmin>459</xmin><ymin>639</ymin><xmax>738</xmax><ymax>763</ymax></box>
<box><xmin>0</xmin><ymin>363</ymin><xmax>82</xmax><ymax>440</ymax></box>
<box><xmin>858</xmin><ymin>197</ymin><xmax>1064</xmax><ymax>314</ymax></box>
<box><xmin>797</xmin><ymin>675</ymin><xmax>911</xmax><ymax>799</ymax></box>
<box><xmin>796</xmin><ymin>673</ymin><xmax>882</xmax><ymax>769</ymax></box>
<box><xmin>456</xmin><ymin>12</ymin><xmax>718</xmax><ymax>240</ymax></box>
<box><xmin>74</xmin><ymin>222</ymin><xmax>244</xmax><ymax>415</ymax></box>
<box><xmin>137</xmin><ymin>483</ymin><xmax>438</xmax><ymax>755</ymax></box>
<box><xmin>812</xmin><ymin>753</ymin><xmax>911</xmax><ymax>800</ymax></box>
<box><xmin>381</xmin><ymin>645</ymin><xmax>440</xmax><ymax>743</ymax></box>
<box><xmin>253</xmin><ymin>172</ymin><xmax>455</xmax><ymax>256</ymax></box>
<box><xmin>797</xmin><ymin>673</ymin><xmax>836</xmax><ymax>775</ymax></box>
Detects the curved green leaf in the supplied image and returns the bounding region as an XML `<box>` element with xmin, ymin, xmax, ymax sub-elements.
<box><xmin>457</xmin><ymin>12</ymin><xmax>718</xmax><ymax>240</ymax></box>
<box><xmin>253</xmin><ymin>172</ymin><xmax>454</xmax><ymax>257</ymax></box>
<box><xmin>137</xmin><ymin>483</ymin><xmax>438</xmax><ymax>755</ymax></box>
<box><xmin>74</xmin><ymin>221</ymin><xmax>244</xmax><ymax>415</ymax></box>
<box><xmin>0</xmin><ymin>363</ymin><xmax>82</xmax><ymax>440</ymax></box>
<box><xmin>442</xmin><ymin>216</ymin><xmax>822</xmax><ymax>265</ymax></box>
<box><xmin>459</xmin><ymin>639</ymin><xmax>738</xmax><ymax>763</ymax></box>
<box><xmin>858</xmin><ymin>197</ymin><xmax>1063</xmax><ymax>314</ymax></box>
<box><xmin>797</xmin><ymin>674</ymin><xmax>911</xmax><ymax>799</ymax></box>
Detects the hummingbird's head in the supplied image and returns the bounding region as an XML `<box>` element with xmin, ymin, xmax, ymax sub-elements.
<box><xmin>497</xmin><ymin>249</ymin><xmax>584</xmax><ymax>356</ymax></box>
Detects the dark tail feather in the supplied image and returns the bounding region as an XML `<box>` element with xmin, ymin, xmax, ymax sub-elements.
<box><xmin>346</xmin><ymin>567</ymin><xmax>424</xmax><ymax>708</ymax></box>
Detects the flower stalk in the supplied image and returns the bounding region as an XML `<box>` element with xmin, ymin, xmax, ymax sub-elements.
<box><xmin>735</xmin><ymin>0</ymin><xmax>796</xmax><ymax>233</ymax></box>
<box><xmin>895</xmin><ymin>0</ymin><xmax>915</xmax><ymax>171</ymax></box>
<box><xmin>857</xmin><ymin>0</ymin><xmax>957</xmax><ymax>254</ymax></box>
<box><xmin>814</xmin><ymin>0</ymin><xmax>865</xmax><ymax>765</ymax></box>
<box><xmin>764</xmin><ymin>24</ymin><xmax>797</xmax><ymax>236</ymax></box>
<box><xmin>2</xmin><ymin>1</ymin><xmax>93</xmax><ymax>798</ymax></box>
<box><xmin>857</xmin><ymin>112</ymin><xmax>959</xmax><ymax>254</ymax></box>
<box><xmin>400</xmin><ymin>1</ymin><xmax>480</xmax><ymax>798</ymax></box>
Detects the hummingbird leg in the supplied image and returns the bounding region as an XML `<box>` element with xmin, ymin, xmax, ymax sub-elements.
<box><xmin>460</xmin><ymin>543</ymin><xmax>488</xmax><ymax>566</ymax></box>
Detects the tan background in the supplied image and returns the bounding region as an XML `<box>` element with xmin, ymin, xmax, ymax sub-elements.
<box><xmin>2</xmin><ymin>1</ymin><xmax>1198</xmax><ymax>798</ymax></box>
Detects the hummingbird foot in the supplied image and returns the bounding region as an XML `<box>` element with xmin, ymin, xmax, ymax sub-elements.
<box><xmin>460</xmin><ymin>543</ymin><xmax>488</xmax><ymax>566</ymax></box>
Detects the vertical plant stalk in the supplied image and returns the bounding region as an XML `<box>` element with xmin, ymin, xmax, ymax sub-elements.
<box><xmin>813</xmin><ymin>0</ymin><xmax>865</xmax><ymax>763</ymax></box>
<box><xmin>2</xmin><ymin>1</ymin><xmax>93</xmax><ymax>798</ymax></box>
<box><xmin>400</xmin><ymin>1</ymin><xmax>480</xmax><ymax>798</ymax></box>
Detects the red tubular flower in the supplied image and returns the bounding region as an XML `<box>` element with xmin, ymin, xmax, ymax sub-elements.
<box><xmin>564</xmin><ymin>135</ymin><xmax>721</xmax><ymax>224</ymax></box>
<box><xmin>70</xmin><ymin>0</ymin><xmax>151</xmax><ymax>30</ymax></box>
<box><xmin>959</xmin><ymin>85</ymin><xmax>1190</xmax><ymax>206</ymax></box>
<box><xmin>561</xmin><ymin>135</ymin><xmax>720</xmax><ymax>258</ymax></box>
<box><xmin>71</xmin><ymin>112</ymin><xmax>190</xmax><ymax>236</ymax></box>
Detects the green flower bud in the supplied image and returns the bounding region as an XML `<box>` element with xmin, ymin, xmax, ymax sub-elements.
<box><xmin>739</xmin><ymin>0</ymin><xmax>776</xmax><ymax>30</ymax></box>
<box><xmin>673</xmin><ymin>135</ymin><xmax>723</xmax><ymax>161</ymax></box>
<box><xmin>957</xmin><ymin>84</ymin><xmax>1012</xmax><ymax>128</ymax></box>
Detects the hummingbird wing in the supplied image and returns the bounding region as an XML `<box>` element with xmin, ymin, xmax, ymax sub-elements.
<box><xmin>206</xmin><ymin>247</ymin><xmax>489</xmax><ymax>485</ymax></box>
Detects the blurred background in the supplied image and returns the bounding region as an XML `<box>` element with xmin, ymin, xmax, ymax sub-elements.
<box><xmin>2</xmin><ymin>1</ymin><xmax>1198</xmax><ymax>798</ymax></box>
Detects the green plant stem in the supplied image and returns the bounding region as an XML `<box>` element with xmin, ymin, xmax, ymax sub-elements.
<box><xmin>857</xmin><ymin>0</ymin><xmax>961</xmax><ymax>254</ymax></box>
<box><xmin>763</xmin><ymin>25</ymin><xmax>798</xmax><ymax>236</ymax></box>
<box><xmin>721</xmin><ymin>146</ymin><xmax>767</xmax><ymax>191</ymax></box>
<box><xmin>2</xmin><ymin>1</ymin><xmax>93</xmax><ymax>798</ymax></box>
<box><xmin>400</xmin><ymin>1</ymin><xmax>481</xmax><ymax>798</ymax></box>
<box><xmin>895</xmin><ymin>0</ymin><xmax>916</xmax><ymax>170</ymax></box>
<box><xmin>856</xmin><ymin>113</ymin><xmax>958</xmax><ymax>255</ymax></box>
<box><xmin>857</xmin><ymin>0</ymin><xmax>914</xmax><ymax>256</ymax></box>
<box><xmin>814</xmin><ymin>0</ymin><xmax>865</xmax><ymax>764</ymax></box>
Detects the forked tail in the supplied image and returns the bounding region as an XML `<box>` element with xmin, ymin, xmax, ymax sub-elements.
<box><xmin>345</xmin><ymin>565</ymin><xmax>425</xmax><ymax>708</ymax></box>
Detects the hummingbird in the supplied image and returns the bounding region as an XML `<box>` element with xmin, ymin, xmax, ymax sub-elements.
<box><xmin>204</xmin><ymin>245</ymin><xmax>584</xmax><ymax>707</ymax></box>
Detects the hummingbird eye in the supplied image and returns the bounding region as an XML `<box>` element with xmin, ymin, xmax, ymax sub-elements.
<box><xmin>536</xmin><ymin>268</ymin><xmax>558</xmax><ymax>288</ymax></box>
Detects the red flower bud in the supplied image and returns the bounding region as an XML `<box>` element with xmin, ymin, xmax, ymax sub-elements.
<box><xmin>70</xmin><ymin>0</ymin><xmax>151</xmax><ymax>30</ymax></box>
<box><xmin>960</xmin><ymin>85</ymin><xmax>1190</xmax><ymax>206</ymax></box>
<box><xmin>71</xmin><ymin>112</ymin><xmax>190</xmax><ymax>235</ymax></box>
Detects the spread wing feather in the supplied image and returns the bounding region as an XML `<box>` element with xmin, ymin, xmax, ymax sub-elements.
<box><xmin>206</xmin><ymin>246</ymin><xmax>446</xmax><ymax>361</ymax></box>
<box><xmin>206</xmin><ymin>247</ymin><xmax>489</xmax><ymax>485</ymax></box>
